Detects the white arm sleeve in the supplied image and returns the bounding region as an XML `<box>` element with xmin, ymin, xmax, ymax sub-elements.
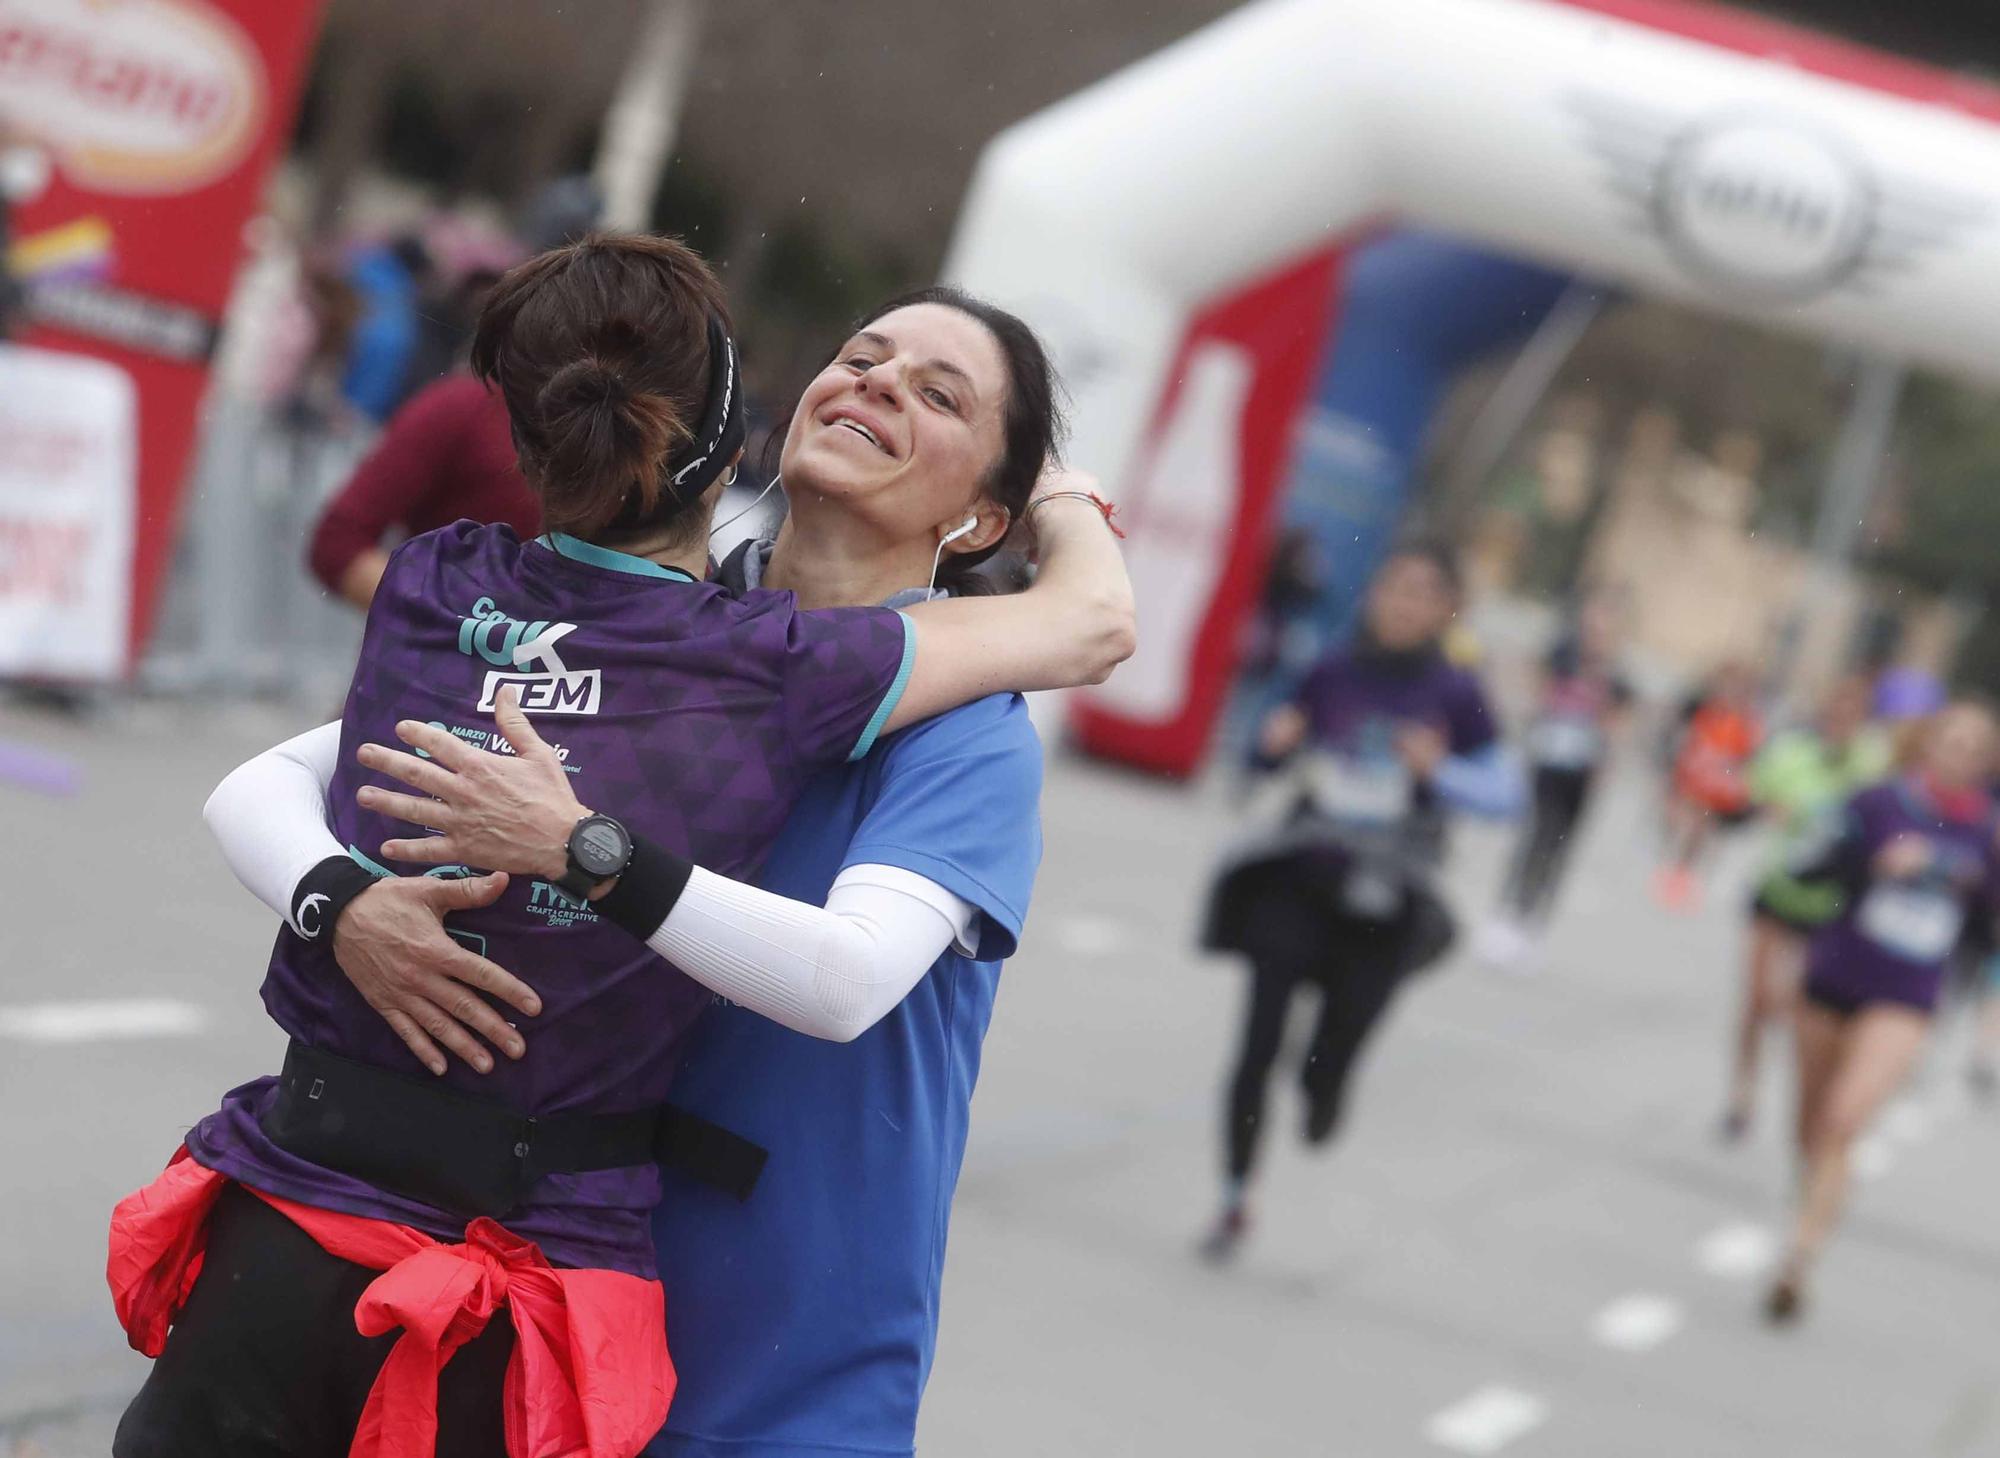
<box><xmin>203</xmin><ymin>721</ymin><xmax>346</xmax><ymax>935</ymax></box>
<box><xmin>207</xmin><ymin>725</ymin><xmax>978</xmax><ymax>1042</ymax></box>
<box><xmin>645</xmin><ymin>862</ymin><xmax>977</xmax><ymax>1043</ymax></box>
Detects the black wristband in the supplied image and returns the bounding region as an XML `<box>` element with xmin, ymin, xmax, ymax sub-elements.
<box><xmin>594</xmin><ymin>831</ymin><xmax>695</xmax><ymax>942</ymax></box>
<box><xmin>291</xmin><ymin>855</ymin><xmax>381</xmax><ymax>943</ymax></box>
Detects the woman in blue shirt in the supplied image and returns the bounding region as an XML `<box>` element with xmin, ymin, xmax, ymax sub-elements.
<box><xmin>206</xmin><ymin>287</ymin><xmax>1113</xmax><ymax>1455</ymax></box>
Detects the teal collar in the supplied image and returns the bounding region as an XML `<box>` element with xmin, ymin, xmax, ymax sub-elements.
<box><xmin>539</xmin><ymin>532</ymin><xmax>698</xmax><ymax>583</ymax></box>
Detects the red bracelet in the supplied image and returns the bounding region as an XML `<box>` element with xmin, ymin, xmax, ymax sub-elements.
<box><xmin>1028</xmin><ymin>490</ymin><xmax>1127</xmax><ymax>539</ymax></box>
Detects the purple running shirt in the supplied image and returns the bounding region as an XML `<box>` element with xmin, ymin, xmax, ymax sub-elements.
<box><xmin>187</xmin><ymin>523</ymin><xmax>915</xmax><ymax>1274</ymax></box>
<box><xmin>1804</xmin><ymin>779</ymin><xmax>2000</xmax><ymax>1015</ymax></box>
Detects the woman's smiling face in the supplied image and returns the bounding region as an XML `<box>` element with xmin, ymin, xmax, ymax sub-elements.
<box><xmin>780</xmin><ymin>303</ymin><xmax>1011</xmax><ymax>538</ymax></box>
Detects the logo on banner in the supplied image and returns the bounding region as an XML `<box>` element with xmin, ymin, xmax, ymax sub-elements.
<box><xmin>459</xmin><ymin>598</ymin><xmax>601</xmax><ymax>715</ymax></box>
<box><xmin>1566</xmin><ymin>95</ymin><xmax>1989</xmax><ymax>300</ymax></box>
<box><xmin>0</xmin><ymin>0</ymin><xmax>267</xmax><ymax>196</ymax></box>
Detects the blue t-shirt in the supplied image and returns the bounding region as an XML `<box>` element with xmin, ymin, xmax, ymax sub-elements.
<box><xmin>648</xmin><ymin>691</ymin><xmax>1042</xmax><ymax>1458</ymax></box>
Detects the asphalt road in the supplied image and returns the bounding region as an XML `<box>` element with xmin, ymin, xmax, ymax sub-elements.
<box><xmin>5</xmin><ymin>696</ymin><xmax>1998</xmax><ymax>1456</ymax></box>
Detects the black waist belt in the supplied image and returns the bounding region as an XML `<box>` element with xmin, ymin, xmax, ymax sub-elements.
<box><xmin>261</xmin><ymin>1039</ymin><xmax>766</xmax><ymax>1221</ymax></box>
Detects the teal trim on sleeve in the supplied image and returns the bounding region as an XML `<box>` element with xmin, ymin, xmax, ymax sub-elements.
<box><xmin>848</xmin><ymin>612</ymin><xmax>917</xmax><ymax>763</ymax></box>
<box><xmin>539</xmin><ymin>532</ymin><xmax>696</xmax><ymax>582</ymax></box>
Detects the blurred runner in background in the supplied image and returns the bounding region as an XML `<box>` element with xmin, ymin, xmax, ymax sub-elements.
<box><xmin>338</xmin><ymin>232</ymin><xmax>436</xmax><ymax>424</ymax></box>
<box><xmin>1766</xmin><ymin>702</ymin><xmax>2000</xmax><ymax>1324</ymax></box>
<box><xmin>1198</xmin><ymin>542</ymin><xmax>1520</xmax><ymax>1261</ymax></box>
<box><xmin>1478</xmin><ymin>584</ymin><xmax>1634</xmax><ymax>969</ymax></box>
<box><xmin>307</xmin><ymin>181</ymin><xmax>606</xmax><ymax>610</ymax></box>
<box><xmin>1721</xmin><ymin>676</ymin><xmax>1890</xmax><ymax>1141</ymax></box>
<box><xmin>1655</xmin><ymin>661</ymin><xmax>1763</xmax><ymax>912</ymax></box>
<box><xmin>306</xmin><ymin>369</ymin><xmax>534</xmax><ymax>609</ymax></box>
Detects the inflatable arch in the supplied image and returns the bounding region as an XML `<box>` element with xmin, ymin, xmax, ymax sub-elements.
<box><xmin>944</xmin><ymin>0</ymin><xmax>2000</xmax><ymax>776</ymax></box>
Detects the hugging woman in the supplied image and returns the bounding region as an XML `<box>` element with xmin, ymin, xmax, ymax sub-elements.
<box><xmin>111</xmin><ymin>235</ymin><xmax>1131</xmax><ymax>1458</ymax></box>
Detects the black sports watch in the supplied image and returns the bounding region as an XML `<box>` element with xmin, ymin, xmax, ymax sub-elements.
<box><xmin>556</xmin><ymin>813</ymin><xmax>634</xmax><ymax>903</ymax></box>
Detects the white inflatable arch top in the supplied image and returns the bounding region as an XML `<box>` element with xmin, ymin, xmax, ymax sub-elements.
<box><xmin>943</xmin><ymin>0</ymin><xmax>2000</xmax><ymax>770</ymax></box>
<box><xmin>949</xmin><ymin>0</ymin><xmax>2000</xmax><ymax>495</ymax></box>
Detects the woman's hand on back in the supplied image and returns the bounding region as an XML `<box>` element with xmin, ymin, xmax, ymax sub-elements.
<box><xmin>356</xmin><ymin>688</ymin><xmax>587</xmax><ymax>882</ymax></box>
<box><xmin>332</xmin><ymin>872</ymin><xmax>542</xmax><ymax>1076</ymax></box>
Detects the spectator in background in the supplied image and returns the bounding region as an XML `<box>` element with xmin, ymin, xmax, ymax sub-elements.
<box><xmin>401</xmin><ymin>217</ymin><xmax>526</xmax><ymax>397</ymax></box>
<box><xmin>0</xmin><ymin>121</ymin><xmax>47</xmax><ymax>339</ymax></box>
<box><xmin>307</xmin><ymin>370</ymin><xmax>533</xmax><ymax>608</ymax></box>
<box><xmin>339</xmin><ymin>232</ymin><xmax>434</xmax><ymax>423</ymax></box>
<box><xmin>401</xmin><ymin>262</ymin><xmax>504</xmax><ymax>397</ymax></box>
<box><xmin>285</xmin><ymin>257</ymin><xmax>364</xmax><ymax>430</ymax></box>
<box><xmin>0</xmin><ymin>208</ymin><xmax>19</xmax><ymax>342</ymax></box>
<box><xmin>310</xmin><ymin>190</ymin><xmax>605</xmax><ymax>609</ymax></box>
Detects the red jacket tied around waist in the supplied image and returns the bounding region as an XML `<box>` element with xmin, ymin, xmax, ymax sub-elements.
<box><xmin>107</xmin><ymin>1149</ymin><xmax>672</xmax><ymax>1458</ymax></box>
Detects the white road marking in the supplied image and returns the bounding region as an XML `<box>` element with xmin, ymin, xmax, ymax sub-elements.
<box><xmin>1851</xmin><ymin>1135</ymin><xmax>1895</xmax><ymax>1181</ymax></box>
<box><xmin>0</xmin><ymin>998</ymin><xmax>209</xmax><ymax>1043</ymax></box>
<box><xmin>1425</xmin><ymin>1385</ymin><xmax>1548</xmax><ymax>1455</ymax></box>
<box><xmin>1591</xmin><ymin>1292</ymin><xmax>1684</xmax><ymax>1352</ymax></box>
<box><xmin>1695</xmin><ymin>1222</ymin><xmax>1777</xmax><ymax>1279</ymax></box>
<box><xmin>1053</xmin><ymin>914</ymin><xmax>1128</xmax><ymax>956</ymax></box>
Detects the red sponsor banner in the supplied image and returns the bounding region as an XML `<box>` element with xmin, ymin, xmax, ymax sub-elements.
<box><xmin>0</xmin><ymin>0</ymin><xmax>326</xmax><ymax>674</ymax></box>
<box><xmin>1070</xmin><ymin>244</ymin><xmax>1348</xmax><ymax>778</ymax></box>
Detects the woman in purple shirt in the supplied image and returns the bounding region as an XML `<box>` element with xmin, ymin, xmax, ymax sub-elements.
<box><xmin>1766</xmin><ymin>701</ymin><xmax>2000</xmax><ymax>1323</ymax></box>
<box><xmin>113</xmin><ymin>236</ymin><xmax>1131</xmax><ymax>1456</ymax></box>
<box><xmin>1199</xmin><ymin>542</ymin><xmax>1520</xmax><ymax>1259</ymax></box>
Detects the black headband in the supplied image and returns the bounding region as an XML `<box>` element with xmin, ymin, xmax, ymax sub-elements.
<box><xmin>611</xmin><ymin>313</ymin><xmax>746</xmax><ymax>533</ymax></box>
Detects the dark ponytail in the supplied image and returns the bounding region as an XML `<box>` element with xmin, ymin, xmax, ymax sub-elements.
<box><xmin>471</xmin><ymin>232</ymin><xmax>729</xmax><ymax>544</ymax></box>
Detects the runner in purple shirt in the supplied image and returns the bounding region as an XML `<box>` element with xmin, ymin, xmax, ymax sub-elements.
<box><xmin>1766</xmin><ymin>701</ymin><xmax>2000</xmax><ymax>1325</ymax></box>
<box><xmin>113</xmin><ymin>240</ymin><xmax>1133</xmax><ymax>1457</ymax></box>
<box><xmin>1198</xmin><ymin>542</ymin><xmax>1520</xmax><ymax>1260</ymax></box>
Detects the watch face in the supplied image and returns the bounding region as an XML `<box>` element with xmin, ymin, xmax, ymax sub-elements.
<box><xmin>574</xmin><ymin>818</ymin><xmax>630</xmax><ymax>876</ymax></box>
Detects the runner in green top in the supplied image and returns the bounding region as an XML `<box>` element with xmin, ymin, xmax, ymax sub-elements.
<box><xmin>1722</xmin><ymin>676</ymin><xmax>1892</xmax><ymax>1141</ymax></box>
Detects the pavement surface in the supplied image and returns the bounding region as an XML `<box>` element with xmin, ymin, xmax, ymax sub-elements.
<box><xmin>4</xmin><ymin>695</ymin><xmax>1999</xmax><ymax>1456</ymax></box>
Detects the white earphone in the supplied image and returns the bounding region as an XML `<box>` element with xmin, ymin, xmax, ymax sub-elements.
<box><xmin>708</xmin><ymin>472</ymin><xmax>780</xmax><ymax>539</ymax></box>
<box><xmin>925</xmin><ymin>516</ymin><xmax>982</xmax><ymax>596</ymax></box>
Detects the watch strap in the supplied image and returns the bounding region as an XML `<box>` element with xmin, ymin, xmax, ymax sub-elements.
<box><xmin>554</xmin><ymin>859</ymin><xmax>601</xmax><ymax>904</ymax></box>
<box><xmin>595</xmin><ymin>832</ymin><xmax>696</xmax><ymax>941</ymax></box>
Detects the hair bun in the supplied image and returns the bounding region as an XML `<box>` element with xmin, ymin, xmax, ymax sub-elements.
<box><xmin>538</xmin><ymin>356</ymin><xmax>630</xmax><ymax>418</ymax></box>
<box><xmin>469</xmin><ymin>232</ymin><xmax>728</xmax><ymax>541</ymax></box>
<box><xmin>533</xmin><ymin>355</ymin><xmax>687</xmax><ymax>526</ymax></box>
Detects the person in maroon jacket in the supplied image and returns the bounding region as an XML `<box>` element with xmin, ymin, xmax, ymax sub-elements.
<box><xmin>307</xmin><ymin>371</ymin><xmax>537</xmax><ymax>608</ymax></box>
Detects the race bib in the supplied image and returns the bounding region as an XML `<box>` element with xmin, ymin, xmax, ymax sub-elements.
<box><xmin>1857</xmin><ymin>883</ymin><xmax>1963</xmax><ymax>962</ymax></box>
<box><xmin>1303</xmin><ymin>752</ymin><xmax>1412</xmax><ymax>826</ymax></box>
<box><xmin>1530</xmin><ymin>714</ymin><xmax>1601</xmax><ymax>769</ymax></box>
